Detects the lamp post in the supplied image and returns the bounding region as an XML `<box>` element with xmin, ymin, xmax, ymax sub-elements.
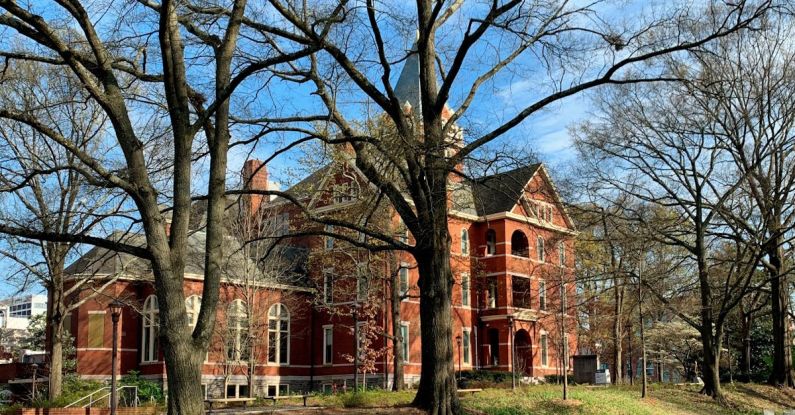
<box><xmin>31</xmin><ymin>363</ymin><xmax>38</xmax><ymax>401</ymax></box>
<box><xmin>507</xmin><ymin>315</ymin><xmax>515</xmax><ymax>390</ymax></box>
<box><xmin>109</xmin><ymin>300</ymin><xmax>124</xmax><ymax>415</ymax></box>
<box><xmin>456</xmin><ymin>335</ymin><xmax>462</xmax><ymax>383</ymax></box>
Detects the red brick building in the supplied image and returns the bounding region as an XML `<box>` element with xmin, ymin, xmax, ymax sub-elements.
<box><xmin>57</xmin><ymin>51</ymin><xmax>577</xmax><ymax>399</ymax></box>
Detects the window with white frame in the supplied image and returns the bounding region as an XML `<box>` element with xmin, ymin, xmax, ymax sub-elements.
<box><xmin>561</xmin><ymin>282</ymin><xmax>568</xmax><ymax>313</ymax></box>
<box><xmin>399</xmin><ymin>266</ymin><xmax>409</xmax><ymax>297</ymax></box>
<box><xmin>226</xmin><ymin>383</ymin><xmax>249</xmax><ymax>398</ymax></box>
<box><xmin>488</xmin><ymin>280</ymin><xmax>497</xmax><ymax>308</ymax></box>
<box><xmin>400</xmin><ymin>322</ymin><xmax>409</xmax><ymax>363</ymax></box>
<box><xmin>461</xmin><ymin>273</ymin><xmax>470</xmax><ymax>307</ymax></box>
<box><xmin>323</xmin><ymin>272</ymin><xmax>334</xmax><ymax>304</ymax></box>
<box><xmin>185</xmin><ymin>295</ymin><xmax>201</xmax><ymax>329</ymax></box>
<box><xmin>540</xmin><ymin>333</ymin><xmax>548</xmax><ymax>366</ymax></box>
<box><xmin>267</xmin><ymin>303</ymin><xmax>289</xmax><ymax>364</ymax></box>
<box><xmin>397</xmin><ymin>218</ymin><xmax>409</xmax><ymax>244</ymax></box>
<box><xmin>460</xmin><ymin>228</ymin><xmax>469</xmax><ymax>256</ymax></box>
<box><xmin>324</xmin><ymin>225</ymin><xmax>334</xmax><ymax>250</ymax></box>
<box><xmin>141</xmin><ymin>295</ymin><xmax>159</xmax><ymax>363</ymax></box>
<box><xmin>539</xmin><ymin>280</ymin><xmax>547</xmax><ymax>311</ymax></box>
<box><xmin>227</xmin><ymin>299</ymin><xmax>249</xmax><ymax>361</ymax></box>
<box><xmin>356</xmin><ymin>321</ymin><xmax>367</xmax><ymax>360</ymax></box>
<box><xmin>536</xmin><ymin>236</ymin><xmax>545</xmax><ymax>262</ymax></box>
<box><xmin>462</xmin><ymin>329</ymin><xmax>471</xmax><ymax>364</ymax></box>
<box><xmin>485</xmin><ymin>229</ymin><xmax>497</xmax><ymax>255</ymax></box>
<box><xmin>558</xmin><ymin>242</ymin><xmax>566</xmax><ymax>267</ymax></box>
<box><xmin>357</xmin><ymin>264</ymin><xmax>368</xmax><ymax>302</ymax></box>
<box><xmin>323</xmin><ymin>325</ymin><xmax>333</xmax><ymax>365</ymax></box>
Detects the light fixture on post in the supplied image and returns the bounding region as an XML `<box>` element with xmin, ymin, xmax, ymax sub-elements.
<box><xmin>109</xmin><ymin>300</ymin><xmax>124</xmax><ymax>415</ymax></box>
<box><xmin>456</xmin><ymin>335</ymin><xmax>462</xmax><ymax>383</ymax></box>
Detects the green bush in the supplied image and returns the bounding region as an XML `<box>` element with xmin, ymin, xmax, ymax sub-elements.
<box><xmin>339</xmin><ymin>392</ymin><xmax>367</xmax><ymax>408</ymax></box>
<box><xmin>121</xmin><ymin>371</ymin><xmax>164</xmax><ymax>404</ymax></box>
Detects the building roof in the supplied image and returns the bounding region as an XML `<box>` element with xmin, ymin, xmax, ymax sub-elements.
<box><xmin>471</xmin><ymin>164</ymin><xmax>542</xmax><ymax>216</ymax></box>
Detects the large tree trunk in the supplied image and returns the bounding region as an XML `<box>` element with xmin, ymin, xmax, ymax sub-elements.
<box><xmin>46</xmin><ymin>260</ymin><xmax>66</xmax><ymax>399</ymax></box>
<box><xmin>162</xmin><ymin>336</ymin><xmax>204</xmax><ymax>415</ymax></box>
<box><xmin>48</xmin><ymin>312</ymin><xmax>64</xmax><ymax>399</ymax></box>
<box><xmin>701</xmin><ymin>340</ymin><xmax>723</xmax><ymax>403</ymax></box>
<box><xmin>739</xmin><ymin>312</ymin><xmax>752</xmax><ymax>381</ymax></box>
<box><xmin>767</xmin><ymin>241</ymin><xmax>795</xmax><ymax>387</ymax></box>
<box><xmin>412</xmin><ymin>241</ymin><xmax>460</xmax><ymax>414</ymax></box>
<box><xmin>392</xmin><ymin>264</ymin><xmax>404</xmax><ymax>391</ymax></box>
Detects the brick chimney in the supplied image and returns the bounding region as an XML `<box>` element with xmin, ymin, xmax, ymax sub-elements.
<box><xmin>242</xmin><ymin>159</ymin><xmax>268</xmax><ymax>213</ymax></box>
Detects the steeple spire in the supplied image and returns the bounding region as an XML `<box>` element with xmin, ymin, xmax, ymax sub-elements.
<box><xmin>393</xmin><ymin>39</ymin><xmax>422</xmax><ymax>117</ymax></box>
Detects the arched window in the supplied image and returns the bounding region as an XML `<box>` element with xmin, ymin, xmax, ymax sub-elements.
<box><xmin>141</xmin><ymin>295</ymin><xmax>159</xmax><ymax>363</ymax></box>
<box><xmin>537</xmin><ymin>236</ymin><xmax>545</xmax><ymax>262</ymax></box>
<box><xmin>460</xmin><ymin>229</ymin><xmax>469</xmax><ymax>256</ymax></box>
<box><xmin>511</xmin><ymin>231</ymin><xmax>529</xmax><ymax>257</ymax></box>
<box><xmin>268</xmin><ymin>304</ymin><xmax>290</xmax><ymax>364</ymax></box>
<box><xmin>185</xmin><ymin>295</ymin><xmax>202</xmax><ymax>329</ymax></box>
<box><xmin>227</xmin><ymin>300</ymin><xmax>249</xmax><ymax>361</ymax></box>
<box><xmin>485</xmin><ymin>229</ymin><xmax>497</xmax><ymax>255</ymax></box>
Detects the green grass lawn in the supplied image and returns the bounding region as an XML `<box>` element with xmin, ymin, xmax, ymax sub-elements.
<box><xmin>306</xmin><ymin>383</ymin><xmax>795</xmax><ymax>414</ymax></box>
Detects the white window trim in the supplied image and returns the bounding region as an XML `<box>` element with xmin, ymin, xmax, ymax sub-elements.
<box><xmin>461</xmin><ymin>229</ymin><xmax>469</xmax><ymax>256</ymax></box>
<box><xmin>399</xmin><ymin>263</ymin><xmax>410</xmax><ymax>299</ymax></box>
<box><xmin>400</xmin><ymin>321</ymin><xmax>410</xmax><ymax>363</ymax></box>
<box><xmin>322</xmin><ymin>324</ymin><xmax>333</xmax><ymax>365</ymax></box>
<box><xmin>323</xmin><ymin>269</ymin><xmax>334</xmax><ymax>304</ymax></box>
<box><xmin>540</xmin><ymin>332</ymin><xmax>549</xmax><ymax>367</ymax></box>
<box><xmin>267</xmin><ymin>303</ymin><xmax>290</xmax><ymax>366</ymax></box>
<box><xmin>141</xmin><ymin>295</ymin><xmax>159</xmax><ymax>363</ymax></box>
<box><xmin>461</xmin><ymin>273</ymin><xmax>470</xmax><ymax>307</ymax></box>
<box><xmin>462</xmin><ymin>328</ymin><xmax>471</xmax><ymax>365</ymax></box>
<box><xmin>539</xmin><ymin>280</ymin><xmax>547</xmax><ymax>311</ymax></box>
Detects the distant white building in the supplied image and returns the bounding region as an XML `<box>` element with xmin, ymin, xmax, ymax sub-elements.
<box><xmin>0</xmin><ymin>294</ymin><xmax>47</xmax><ymax>352</ymax></box>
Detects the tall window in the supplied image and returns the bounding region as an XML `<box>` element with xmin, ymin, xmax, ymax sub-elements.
<box><xmin>488</xmin><ymin>280</ymin><xmax>497</xmax><ymax>308</ymax></box>
<box><xmin>561</xmin><ymin>283</ymin><xmax>568</xmax><ymax>313</ymax></box>
<box><xmin>460</xmin><ymin>228</ymin><xmax>469</xmax><ymax>256</ymax></box>
<box><xmin>324</xmin><ymin>225</ymin><xmax>334</xmax><ymax>250</ymax></box>
<box><xmin>141</xmin><ymin>295</ymin><xmax>159</xmax><ymax>362</ymax></box>
<box><xmin>485</xmin><ymin>229</ymin><xmax>497</xmax><ymax>255</ymax></box>
<box><xmin>400</xmin><ymin>322</ymin><xmax>409</xmax><ymax>363</ymax></box>
<box><xmin>185</xmin><ymin>295</ymin><xmax>201</xmax><ymax>329</ymax></box>
<box><xmin>511</xmin><ymin>231</ymin><xmax>529</xmax><ymax>257</ymax></box>
<box><xmin>323</xmin><ymin>272</ymin><xmax>334</xmax><ymax>304</ymax></box>
<box><xmin>540</xmin><ymin>333</ymin><xmax>548</xmax><ymax>366</ymax></box>
<box><xmin>397</xmin><ymin>218</ymin><xmax>409</xmax><ymax>244</ymax></box>
<box><xmin>461</xmin><ymin>273</ymin><xmax>470</xmax><ymax>307</ymax></box>
<box><xmin>268</xmin><ymin>304</ymin><xmax>290</xmax><ymax>364</ymax></box>
<box><xmin>536</xmin><ymin>236</ymin><xmax>545</xmax><ymax>262</ymax></box>
<box><xmin>462</xmin><ymin>329</ymin><xmax>471</xmax><ymax>364</ymax></box>
<box><xmin>323</xmin><ymin>325</ymin><xmax>333</xmax><ymax>365</ymax></box>
<box><xmin>539</xmin><ymin>280</ymin><xmax>547</xmax><ymax>311</ymax></box>
<box><xmin>399</xmin><ymin>266</ymin><xmax>409</xmax><ymax>297</ymax></box>
<box><xmin>558</xmin><ymin>242</ymin><xmax>566</xmax><ymax>267</ymax></box>
<box><xmin>227</xmin><ymin>300</ymin><xmax>249</xmax><ymax>361</ymax></box>
<box><xmin>357</xmin><ymin>265</ymin><xmax>368</xmax><ymax>302</ymax></box>
<box><xmin>356</xmin><ymin>321</ymin><xmax>367</xmax><ymax>360</ymax></box>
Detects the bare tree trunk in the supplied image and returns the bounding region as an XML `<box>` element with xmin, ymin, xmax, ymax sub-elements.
<box><xmin>46</xmin><ymin>257</ymin><xmax>67</xmax><ymax>399</ymax></box>
<box><xmin>638</xmin><ymin>277</ymin><xmax>647</xmax><ymax>399</ymax></box>
<box><xmin>613</xmin><ymin>285</ymin><xmax>624</xmax><ymax>384</ymax></box>
<box><xmin>412</xmin><ymin>240</ymin><xmax>460</xmax><ymax>414</ymax></box>
<box><xmin>391</xmin><ymin>264</ymin><xmax>404</xmax><ymax>391</ymax></box>
<box><xmin>162</xmin><ymin>337</ymin><xmax>204</xmax><ymax>415</ymax></box>
<box><xmin>768</xmin><ymin>240</ymin><xmax>795</xmax><ymax>387</ymax></box>
<box><xmin>740</xmin><ymin>313</ymin><xmax>752</xmax><ymax>380</ymax></box>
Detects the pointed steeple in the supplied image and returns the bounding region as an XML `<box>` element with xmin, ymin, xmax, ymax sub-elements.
<box><xmin>393</xmin><ymin>39</ymin><xmax>422</xmax><ymax>117</ymax></box>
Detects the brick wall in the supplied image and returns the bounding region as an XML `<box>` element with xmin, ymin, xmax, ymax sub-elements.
<box><xmin>16</xmin><ymin>407</ymin><xmax>158</xmax><ymax>415</ymax></box>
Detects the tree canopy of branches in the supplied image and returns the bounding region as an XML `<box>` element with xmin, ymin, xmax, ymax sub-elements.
<box><xmin>0</xmin><ymin>1</ymin><xmax>774</xmax><ymax>413</ymax></box>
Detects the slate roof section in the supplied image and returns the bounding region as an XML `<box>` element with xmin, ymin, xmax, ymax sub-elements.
<box><xmin>65</xmin><ymin>230</ymin><xmax>309</xmax><ymax>287</ymax></box>
<box><xmin>472</xmin><ymin>164</ymin><xmax>542</xmax><ymax>216</ymax></box>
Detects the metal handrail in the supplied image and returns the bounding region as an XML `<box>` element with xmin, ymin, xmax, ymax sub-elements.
<box><xmin>65</xmin><ymin>385</ymin><xmax>138</xmax><ymax>408</ymax></box>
